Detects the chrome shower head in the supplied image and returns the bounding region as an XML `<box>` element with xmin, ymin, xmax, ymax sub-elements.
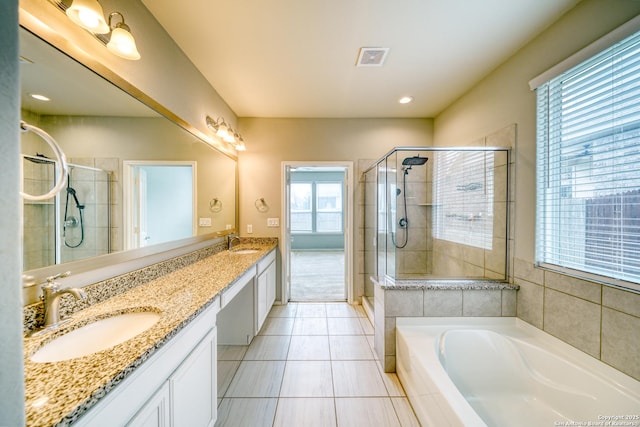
<box><xmin>402</xmin><ymin>156</ymin><xmax>428</xmax><ymax>166</ymax></box>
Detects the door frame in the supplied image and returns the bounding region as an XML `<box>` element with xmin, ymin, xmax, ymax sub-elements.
<box><xmin>281</xmin><ymin>161</ymin><xmax>354</xmax><ymax>304</ymax></box>
<box><xmin>123</xmin><ymin>160</ymin><xmax>197</xmax><ymax>250</ymax></box>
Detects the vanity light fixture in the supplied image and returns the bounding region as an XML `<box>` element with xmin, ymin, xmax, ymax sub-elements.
<box><xmin>207</xmin><ymin>116</ymin><xmax>231</xmax><ymax>140</ymax></box>
<box><xmin>55</xmin><ymin>0</ymin><xmax>141</xmax><ymax>60</ymax></box>
<box><xmin>65</xmin><ymin>0</ymin><xmax>110</xmax><ymax>34</ymax></box>
<box><xmin>233</xmin><ymin>133</ymin><xmax>246</xmax><ymax>151</ymax></box>
<box><xmin>206</xmin><ymin>116</ymin><xmax>247</xmax><ymax>151</ymax></box>
<box><xmin>106</xmin><ymin>12</ymin><xmax>141</xmax><ymax>60</ymax></box>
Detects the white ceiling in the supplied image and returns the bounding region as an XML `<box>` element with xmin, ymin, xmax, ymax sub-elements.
<box><xmin>20</xmin><ymin>28</ymin><xmax>158</xmax><ymax>117</ymax></box>
<box><xmin>143</xmin><ymin>0</ymin><xmax>580</xmax><ymax>119</ymax></box>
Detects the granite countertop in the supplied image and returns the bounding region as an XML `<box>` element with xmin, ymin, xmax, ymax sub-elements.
<box><xmin>23</xmin><ymin>242</ymin><xmax>276</xmax><ymax>427</ymax></box>
<box><xmin>371</xmin><ymin>275</ymin><xmax>519</xmax><ymax>290</ymax></box>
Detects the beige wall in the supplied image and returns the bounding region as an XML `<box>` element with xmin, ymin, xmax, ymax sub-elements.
<box><xmin>237</xmin><ymin>117</ymin><xmax>433</xmax><ymax>237</ymax></box>
<box><xmin>433</xmin><ymin>0</ymin><xmax>640</xmax><ymax>380</ymax></box>
<box><xmin>237</xmin><ymin>118</ymin><xmax>433</xmax><ymax>298</ymax></box>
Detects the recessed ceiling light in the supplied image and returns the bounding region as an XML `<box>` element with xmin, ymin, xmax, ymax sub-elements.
<box><xmin>399</xmin><ymin>96</ymin><xmax>414</xmax><ymax>104</ymax></box>
<box><xmin>30</xmin><ymin>94</ymin><xmax>51</xmax><ymax>102</ymax></box>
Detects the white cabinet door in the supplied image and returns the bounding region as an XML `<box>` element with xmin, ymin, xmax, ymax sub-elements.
<box><xmin>73</xmin><ymin>301</ymin><xmax>218</xmax><ymax>427</ymax></box>
<box><xmin>126</xmin><ymin>383</ymin><xmax>170</xmax><ymax>427</ymax></box>
<box><xmin>255</xmin><ymin>250</ymin><xmax>276</xmax><ymax>333</ymax></box>
<box><xmin>256</xmin><ymin>268</ymin><xmax>269</xmax><ymax>330</ymax></box>
<box><xmin>170</xmin><ymin>327</ymin><xmax>217</xmax><ymax>427</ymax></box>
<box><xmin>265</xmin><ymin>260</ymin><xmax>276</xmax><ymax>309</ymax></box>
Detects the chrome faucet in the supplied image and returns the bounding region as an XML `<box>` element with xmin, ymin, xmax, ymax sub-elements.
<box><xmin>41</xmin><ymin>272</ymin><xmax>87</xmax><ymax>329</ymax></box>
<box><xmin>227</xmin><ymin>234</ymin><xmax>241</xmax><ymax>250</ymax></box>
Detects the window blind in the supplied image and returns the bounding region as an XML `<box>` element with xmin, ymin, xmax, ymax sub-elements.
<box><xmin>535</xmin><ymin>29</ymin><xmax>640</xmax><ymax>289</ymax></box>
<box><xmin>433</xmin><ymin>151</ymin><xmax>494</xmax><ymax>250</ymax></box>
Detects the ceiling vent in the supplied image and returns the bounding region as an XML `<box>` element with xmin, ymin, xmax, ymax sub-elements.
<box><xmin>356</xmin><ymin>47</ymin><xmax>390</xmax><ymax>67</ymax></box>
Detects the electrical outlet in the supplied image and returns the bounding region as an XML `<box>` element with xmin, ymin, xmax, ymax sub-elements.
<box><xmin>247</xmin><ymin>224</ymin><xmax>253</xmax><ymax>234</ymax></box>
<box><xmin>267</xmin><ymin>218</ymin><xmax>279</xmax><ymax>227</ymax></box>
<box><xmin>199</xmin><ymin>217</ymin><xmax>212</xmax><ymax>227</ymax></box>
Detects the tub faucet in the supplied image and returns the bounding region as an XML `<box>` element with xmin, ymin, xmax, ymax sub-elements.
<box><xmin>41</xmin><ymin>271</ymin><xmax>87</xmax><ymax>329</ymax></box>
<box><xmin>228</xmin><ymin>234</ymin><xmax>241</xmax><ymax>250</ymax></box>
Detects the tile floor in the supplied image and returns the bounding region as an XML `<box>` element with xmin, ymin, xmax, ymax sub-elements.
<box><xmin>216</xmin><ymin>302</ymin><xmax>420</xmax><ymax>427</ymax></box>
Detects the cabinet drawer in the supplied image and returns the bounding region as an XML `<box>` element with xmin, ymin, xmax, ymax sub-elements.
<box><xmin>257</xmin><ymin>250</ymin><xmax>276</xmax><ymax>275</ymax></box>
<box><xmin>221</xmin><ymin>269</ymin><xmax>254</xmax><ymax>307</ymax></box>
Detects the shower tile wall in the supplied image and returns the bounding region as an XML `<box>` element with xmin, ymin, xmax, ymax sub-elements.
<box><xmin>360</xmin><ymin>159</ymin><xmax>377</xmax><ymax>302</ymax></box>
<box><xmin>22</xmin><ymin>156</ymin><xmax>117</xmax><ymax>270</ymax></box>
<box><xmin>60</xmin><ymin>158</ymin><xmax>116</xmax><ymax>264</ymax></box>
<box><xmin>22</xmin><ymin>157</ymin><xmax>55</xmax><ymax>270</ymax></box>
<box><xmin>428</xmin><ymin>128</ymin><xmax>513</xmax><ymax>280</ymax></box>
<box><xmin>396</xmin><ymin>160</ymin><xmax>432</xmax><ymax>277</ymax></box>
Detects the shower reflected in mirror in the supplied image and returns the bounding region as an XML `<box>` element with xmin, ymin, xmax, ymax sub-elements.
<box><xmin>22</xmin><ymin>155</ymin><xmax>111</xmax><ymax>270</ymax></box>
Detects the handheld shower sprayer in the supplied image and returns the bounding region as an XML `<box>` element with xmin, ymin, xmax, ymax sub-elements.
<box><xmin>392</xmin><ymin>155</ymin><xmax>429</xmax><ymax>249</ymax></box>
<box><xmin>63</xmin><ymin>172</ymin><xmax>85</xmax><ymax>248</ymax></box>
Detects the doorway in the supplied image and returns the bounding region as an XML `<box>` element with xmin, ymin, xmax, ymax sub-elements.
<box><xmin>123</xmin><ymin>161</ymin><xmax>196</xmax><ymax>249</ymax></box>
<box><xmin>282</xmin><ymin>162</ymin><xmax>353</xmax><ymax>303</ymax></box>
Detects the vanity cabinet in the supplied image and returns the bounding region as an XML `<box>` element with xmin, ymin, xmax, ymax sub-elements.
<box><xmin>255</xmin><ymin>250</ymin><xmax>276</xmax><ymax>333</ymax></box>
<box><xmin>75</xmin><ymin>300</ymin><xmax>219</xmax><ymax>427</ymax></box>
<box><xmin>126</xmin><ymin>383</ymin><xmax>170</xmax><ymax>427</ymax></box>
<box><xmin>218</xmin><ymin>249</ymin><xmax>277</xmax><ymax>343</ymax></box>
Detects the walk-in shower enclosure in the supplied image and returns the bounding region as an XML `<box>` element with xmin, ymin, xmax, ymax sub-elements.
<box><xmin>363</xmin><ymin>147</ymin><xmax>510</xmax><ymax>301</ymax></box>
<box><xmin>22</xmin><ymin>156</ymin><xmax>111</xmax><ymax>270</ymax></box>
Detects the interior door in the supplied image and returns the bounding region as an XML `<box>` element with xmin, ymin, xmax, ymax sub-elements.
<box><xmin>284</xmin><ymin>164</ymin><xmax>349</xmax><ymax>302</ymax></box>
<box><xmin>136</xmin><ymin>167</ymin><xmax>149</xmax><ymax>247</ymax></box>
<box><xmin>125</xmin><ymin>161</ymin><xmax>196</xmax><ymax>250</ymax></box>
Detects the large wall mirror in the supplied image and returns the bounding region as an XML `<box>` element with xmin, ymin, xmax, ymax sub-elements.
<box><xmin>20</xmin><ymin>27</ymin><xmax>237</xmax><ymax>288</ymax></box>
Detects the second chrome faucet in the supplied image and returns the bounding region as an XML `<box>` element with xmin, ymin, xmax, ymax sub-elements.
<box><xmin>41</xmin><ymin>271</ymin><xmax>87</xmax><ymax>330</ymax></box>
<box><xmin>227</xmin><ymin>234</ymin><xmax>241</xmax><ymax>250</ymax></box>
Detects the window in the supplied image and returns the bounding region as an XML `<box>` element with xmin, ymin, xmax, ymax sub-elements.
<box><xmin>290</xmin><ymin>180</ymin><xmax>343</xmax><ymax>233</ymax></box>
<box><xmin>291</xmin><ymin>182</ymin><xmax>312</xmax><ymax>231</ymax></box>
<box><xmin>433</xmin><ymin>151</ymin><xmax>495</xmax><ymax>250</ymax></box>
<box><xmin>316</xmin><ymin>182</ymin><xmax>342</xmax><ymax>232</ymax></box>
<box><xmin>535</xmin><ymin>29</ymin><xmax>640</xmax><ymax>289</ymax></box>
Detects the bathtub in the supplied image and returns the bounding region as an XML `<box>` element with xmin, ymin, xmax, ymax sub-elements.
<box><xmin>396</xmin><ymin>317</ymin><xmax>640</xmax><ymax>427</ymax></box>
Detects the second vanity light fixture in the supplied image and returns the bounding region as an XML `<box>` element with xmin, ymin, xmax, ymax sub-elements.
<box><xmin>206</xmin><ymin>116</ymin><xmax>246</xmax><ymax>151</ymax></box>
<box><xmin>63</xmin><ymin>0</ymin><xmax>141</xmax><ymax>60</ymax></box>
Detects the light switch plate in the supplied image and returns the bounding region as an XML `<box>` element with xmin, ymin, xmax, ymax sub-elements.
<box><xmin>267</xmin><ymin>218</ymin><xmax>279</xmax><ymax>227</ymax></box>
<box><xmin>199</xmin><ymin>217</ymin><xmax>212</xmax><ymax>227</ymax></box>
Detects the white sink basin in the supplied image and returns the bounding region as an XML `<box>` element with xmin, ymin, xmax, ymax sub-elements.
<box><xmin>31</xmin><ymin>311</ymin><xmax>161</xmax><ymax>363</ymax></box>
<box><xmin>231</xmin><ymin>248</ymin><xmax>259</xmax><ymax>254</ymax></box>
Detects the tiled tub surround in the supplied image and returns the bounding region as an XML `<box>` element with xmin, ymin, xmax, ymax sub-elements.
<box><xmin>514</xmin><ymin>257</ymin><xmax>640</xmax><ymax>381</ymax></box>
<box><xmin>396</xmin><ymin>317</ymin><xmax>640</xmax><ymax>427</ymax></box>
<box><xmin>372</xmin><ymin>276</ymin><xmax>519</xmax><ymax>372</ymax></box>
<box><xmin>23</xmin><ymin>239</ymin><xmax>277</xmax><ymax>426</ymax></box>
